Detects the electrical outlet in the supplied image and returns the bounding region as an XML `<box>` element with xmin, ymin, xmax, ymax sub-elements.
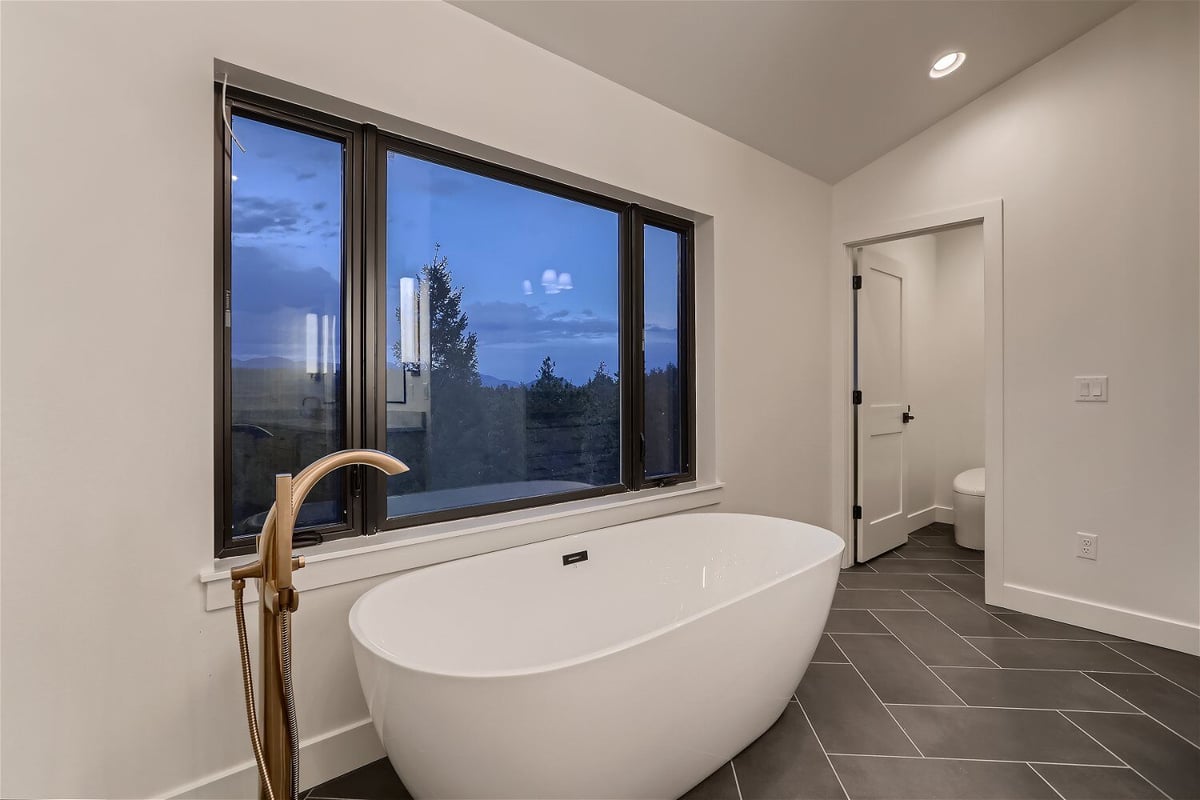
<box><xmin>1076</xmin><ymin>532</ymin><xmax>1099</xmax><ymax>561</ymax></box>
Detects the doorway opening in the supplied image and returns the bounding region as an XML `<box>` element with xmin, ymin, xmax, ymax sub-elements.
<box><xmin>850</xmin><ymin>220</ymin><xmax>991</xmax><ymax>565</ymax></box>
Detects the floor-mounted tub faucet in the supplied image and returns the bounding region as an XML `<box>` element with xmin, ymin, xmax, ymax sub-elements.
<box><xmin>230</xmin><ymin>449</ymin><xmax>408</xmax><ymax>800</ymax></box>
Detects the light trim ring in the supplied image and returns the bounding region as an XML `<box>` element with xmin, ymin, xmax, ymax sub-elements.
<box><xmin>930</xmin><ymin>51</ymin><xmax>966</xmax><ymax>78</ymax></box>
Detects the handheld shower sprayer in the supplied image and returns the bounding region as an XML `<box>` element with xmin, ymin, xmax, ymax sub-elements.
<box><xmin>230</xmin><ymin>450</ymin><xmax>408</xmax><ymax>800</ymax></box>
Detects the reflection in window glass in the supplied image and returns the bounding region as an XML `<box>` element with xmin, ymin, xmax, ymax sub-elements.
<box><xmin>383</xmin><ymin>151</ymin><xmax>621</xmax><ymax>517</ymax></box>
<box><xmin>643</xmin><ymin>225</ymin><xmax>683</xmax><ymax>478</ymax></box>
<box><xmin>229</xmin><ymin>115</ymin><xmax>345</xmax><ymax>536</ymax></box>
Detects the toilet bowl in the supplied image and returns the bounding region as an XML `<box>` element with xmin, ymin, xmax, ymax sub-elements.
<box><xmin>952</xmin><ymin>468</ymin><xmax>985</xmax><ymax>550</ymax></box>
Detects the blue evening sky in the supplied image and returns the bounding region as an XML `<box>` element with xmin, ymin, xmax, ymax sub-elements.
<box><xmin>230</xmin><ymin>115</ymin><xmax>680</xmax><ymax>385</ymax></box>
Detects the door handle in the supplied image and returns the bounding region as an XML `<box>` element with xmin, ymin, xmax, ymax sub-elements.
<box><xmin>902</xmin><ymin>406</ymin><xmax>916</xmax><ymax>424</ymax></box>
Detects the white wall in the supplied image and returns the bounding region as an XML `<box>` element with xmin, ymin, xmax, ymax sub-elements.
<box><xmin>833</xmin><ymin>1</ymin><xmax>1199</xmax><ymax>651</ymax></box>
<box><xmin>933</xmin><ymin>227</ymin><xmax>986</xmax><ymax>511</ymax></box>
<box><xmin>0</xmin><ymin>3</ymin><xmax>831</xmax><ymax>797</ymax></box>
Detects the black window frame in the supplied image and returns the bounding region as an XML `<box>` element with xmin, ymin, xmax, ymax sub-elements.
<box><xmin>632</xmin><ymin>208</ymin><xmax>697</xmax><ymax>488</ymax></box>
<box><xmin>215</xmin><ymin>86</ymin><xmax>695</xmax><ymax>557</ymax></box>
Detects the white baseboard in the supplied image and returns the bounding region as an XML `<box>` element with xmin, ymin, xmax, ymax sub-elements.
<box><xmin>933</xmin><ymin>505</ymin><xmax>955</xmax><ymax>525</ymax></box>
<box><xmin>906</xmin><ymin>505</ymin><xmax>937</xmax><ymax>529</ymax></box>
<box><xmin>167</xmin><ymin>718</ymin><xmax>384</xmax><ymax>799</ymax></box>
<box><xmin>997</xmin><ymin>582</ymin><xmax>1200</xmax><ymax>656</ymax></box>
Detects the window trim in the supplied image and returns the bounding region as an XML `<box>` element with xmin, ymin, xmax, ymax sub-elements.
<box><xmin>214</xmin><ymin>85</ymin><xmax>697</xmax><ymax>557</ymax></box>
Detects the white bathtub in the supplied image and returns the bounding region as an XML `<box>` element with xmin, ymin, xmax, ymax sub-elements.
<box><xmin>349</xmin><ymin>512</ymin><xmax>844</xmax><ymax>799</ymax></box>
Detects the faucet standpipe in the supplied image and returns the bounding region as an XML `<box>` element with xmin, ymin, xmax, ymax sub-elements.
<box><xmin>229</xmin><ymin>450</ymin><xmax>408</xmax><ymax>800</ymax></box>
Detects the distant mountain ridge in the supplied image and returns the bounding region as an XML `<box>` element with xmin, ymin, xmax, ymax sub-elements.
<box><xmin>480</xmin><ymin>374</ymin><xmax>525</xmax><ymax>388</ymax></box>
<box><xmin>233</xmin><ymin>356</ymin><xmax>301</xmax><ymax>369</ymax></box>
<box><xmin>233</xmin><ymin>361</ymin><xmax>534</xmax><ymax>389</ymax></box>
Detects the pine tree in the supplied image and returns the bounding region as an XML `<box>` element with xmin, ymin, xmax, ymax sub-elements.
<box><xmin>394</xmin><ymin>244</ymin><xmax>484</xmax><ymax>489</ymax></box>
<box><xmin>581</xmin><ymin>361</ymin><xmax>620</xmax><ymax>484</ymax></box>
<box><xmin>422</xmin><ymin>243</ymin><xmax>481</xmax><ymax>387</ymax></box>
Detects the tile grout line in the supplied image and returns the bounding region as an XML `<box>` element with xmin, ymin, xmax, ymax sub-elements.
<box><xmin>865</xmin><ymin>609</ymin><xmax>973</xmax><ymax>706</ymax></box>
<box><xmin>956</xmin><ymin>559</ymin><xmax>986</xmax><ymax>577</ymax></box>
<box><xmin>935</xmin><ymin>663</ymin><xmax>1155</xmax><ymax>675</ymax></box>
<box><xmin>796</xmin><ymin>699</ymin><xmax>852</xmax><ymax>800</ymax></box>
<box><xmin>728</xmin><ymin>756</ymin><xmax>744</xmax><ymax>800</ymax></box>
<box><xmin>997</xmin><ymin>636</ymin><xmax>1145</xmax><ymax>644</ymax></box>
<box><xmin>836</xmin><ymin>586</ymin><xmax>953</xmax><ymax>591</ymax></box>
<box><xmin>826</xmin><ymin>634</ymin><xmax>928</xmax><ymax>758</ymax></box>
<box><xmin>840</xmin><ymin>585</ymin><xmax>950</xmax><ymax>592</ymax></box>
<box><xmin>1078</xmin><ymin>670</ymin><xmax>1147</xmax><ymax>712</ymax></box>
<box><xmin>882</xmin><ymin>702</ymin><xmax>1143</xmax><ymax>715</ymax></box>
<box><xmin>925</xmin><ymin>575</ymin><xmax>1026</xmax><ymax>637</ymax></box>
<box><xmin>820</xmin><ymin>753</ymin><xmax>1133</xmax><ymax>767</ymax></box>
<box><xmin>1096</xmin><ymin>642</ymin><xmax>1200</xmax><ymax>700</ymax></box>
<box><xmin>1078</xmin><ymin>672</ymin><xmax>1200</xmax><ymax>751</ymax></box>
<box><xmin>1056</xmin><ymin>710</ymin><xmax>1174</xmax><ymax>799</ymax></box>
<box><xmin>830</xmin><ymin>606</ymin><xmax>940</xmax><ymax>614</ymax></box>
<box><xmin>1027</xmin><ymin>763</ymin><xmax>1069</xmax><ymax>800</ymax></box>
<box><xmin>898</xmin><ymin>590</ymin><xmax>1004</xmax><ymax>668</ymax></box>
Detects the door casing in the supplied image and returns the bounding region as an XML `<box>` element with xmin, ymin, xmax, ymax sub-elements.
<box><xmin>833</xmin><ymin>200</ymin><xmax>1004</xmax><ymax>602</ymax></box>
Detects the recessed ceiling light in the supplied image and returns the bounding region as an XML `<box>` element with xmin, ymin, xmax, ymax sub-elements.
<box><xmin>929</xmin><ymin>51</ymin><xmax>966</xmax><ymax>78</ymax></box>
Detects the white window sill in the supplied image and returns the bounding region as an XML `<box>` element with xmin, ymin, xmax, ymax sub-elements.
<box><xmin>200</xmin><ymin>481</ymin><xmax>724</xmax><ymax>611</ymax></box>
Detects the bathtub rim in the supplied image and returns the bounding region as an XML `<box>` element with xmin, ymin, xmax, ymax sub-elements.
<box><xmin>349</xmin><ymin>513</ymin><xmax>844</xmax><ymax>681</ymax></box>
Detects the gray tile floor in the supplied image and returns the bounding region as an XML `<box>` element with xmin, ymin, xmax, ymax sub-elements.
<box><xmin>304</xmin><ymin>524</ymin><xmax>1200</xmax><ymax>800</ymax></box>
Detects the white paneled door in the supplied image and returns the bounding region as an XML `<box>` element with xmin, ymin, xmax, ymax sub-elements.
<box><xmin>856</xmin><ymin>251</ymin><xmax>913</xmax><ymax>561</ymax></box>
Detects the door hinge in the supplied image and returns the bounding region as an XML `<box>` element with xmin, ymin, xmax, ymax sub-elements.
<box><xmin>852</xmin><ymin>505</ymin><xmax>862</xmax><ymax>520</ymax></box>
<box><xmin>351</xmin><ymin>465</ymin><xmax>362</xmax><ymax>498</ymax></box>
<box><xmin>852</xmin><ymin>390</ymin><xmax>862</xmax><ymax>405</ymax></box>
<box><xmin>852</xmin><ymin>275</ymin><xmax>862</xmax><ymax>290</ymax></box>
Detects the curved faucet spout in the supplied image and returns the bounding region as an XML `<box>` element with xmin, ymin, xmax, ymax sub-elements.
<box><xmin>260</xmin><ymin>449</ymin><xmax>409</xmax><ymax>598</ymax></box>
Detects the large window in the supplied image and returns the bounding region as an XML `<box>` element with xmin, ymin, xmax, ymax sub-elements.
<box><xmin>215</xmin><ymin>88</ymin><xmax>694</xmax><ymax>556</ymax></box>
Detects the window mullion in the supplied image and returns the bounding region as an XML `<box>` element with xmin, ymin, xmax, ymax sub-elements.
<box><xmin>345</xmin><ymin>120</ymin><xmax>367</xmax><ymax>536</ymax></box>
<box><xmin>360</xmin><ymin>124</ymin><xmax>382</xmax><ymax>534</ymax></box>
<box><xmin>625</xmin><ymin>206</ymin><xmax>647</xmax><ymax>490</ymax></box>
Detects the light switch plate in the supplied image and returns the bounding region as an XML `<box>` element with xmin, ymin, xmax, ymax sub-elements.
<box><xmin>1074</xmin><ymin>376</ymin><xmax>1108</xmax><ymax>402</ymax></box>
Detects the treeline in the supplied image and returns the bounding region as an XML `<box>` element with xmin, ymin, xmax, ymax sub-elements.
<box><xmin>389</xmin><ymin>357</ymin><xmax>623</xmax><ymax>492</ymax></box>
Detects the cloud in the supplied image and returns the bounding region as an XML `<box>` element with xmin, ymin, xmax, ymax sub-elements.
<box><xmin>429</xmin><ymin>175</ymin><xmax>469</xmax><ymax>196</ymax></box>
<box><xmin>230</xmin><ymin>246</ymin><xmax>341</xmax><ymax>316</ymax></box>
<box><xmin>231</xmin><ymin>195</ymin><xmax>307</xmax><ymax>235</ymax></box>
<box><xmin>296</xmin><ymin>171</ymin><xmax>318</xmax><ymax>181</ymax></box>
<box><xmin>464</xmin><ymin>301</ymin><xmax>618</xmax><ymax>346</ymax></box>
<box><xmin>386</xmin><ymin>153</ymin><xmax>472</xmax><ymax>196</ymax></box>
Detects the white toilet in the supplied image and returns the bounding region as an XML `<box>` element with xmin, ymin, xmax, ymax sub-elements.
<box><xmin>952</xmin><ymin>468</ymin><xmax>985</xmax><ymax>550</ymax></box>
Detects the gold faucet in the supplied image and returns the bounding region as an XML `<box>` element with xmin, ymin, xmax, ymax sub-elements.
<box><xmin>231</xmin><ymin>449</ymin><xmax>408</xmax><ymax>800</ymax></box>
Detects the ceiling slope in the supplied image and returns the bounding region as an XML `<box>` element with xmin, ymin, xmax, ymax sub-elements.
<box><xmin>454</xmin><ymin>0</ymin><xmax>1130</xmax><ymax>183</ymax></box>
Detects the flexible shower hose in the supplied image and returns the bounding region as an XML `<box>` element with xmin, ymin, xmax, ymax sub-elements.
<box><xmin>233</xmin><ymin>579</ymin><xmax>277</xmax><ymax>800</ymax></box>
<box><xmin>281</xmin><ymin>609</ymin><xmax>300</xmax><ymax>800</ymax></box>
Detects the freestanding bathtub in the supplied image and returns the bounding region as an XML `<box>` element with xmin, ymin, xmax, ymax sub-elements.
<box><xmin>349</xmin><ymin>512</ymin><xmax>844</xmax><ymax>799</ymax></box>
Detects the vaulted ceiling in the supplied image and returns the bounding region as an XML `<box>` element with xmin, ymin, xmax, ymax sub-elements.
<box><xmin>454</xmin><ymin>1</ymin><xmax>1129</xmax><ymax>183</ymax></box>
